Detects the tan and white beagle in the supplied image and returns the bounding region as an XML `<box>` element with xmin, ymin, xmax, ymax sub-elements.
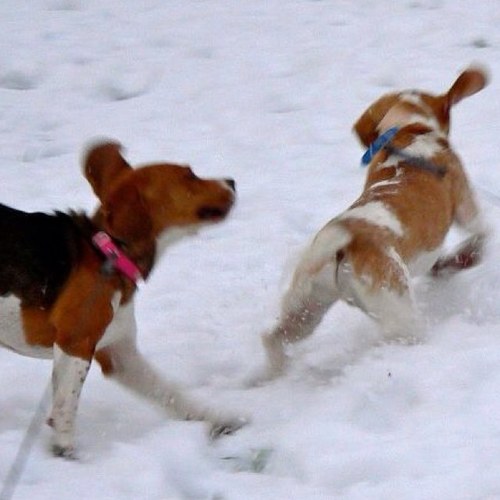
<box><xmin>263</xmin><ymin>66</ymin><xmax>489</xmax><ymax>377</ymax></box>
<box><xmin>0</xmin><ymin>141</ymin><xmax>241</xmax><ymax>457</ymax></box>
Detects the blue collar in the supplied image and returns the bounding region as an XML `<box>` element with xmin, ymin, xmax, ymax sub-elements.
<box><xmin>361</xmin><ymin>126</ymin><xmax>399</xmax><ymax>166</ymax></box>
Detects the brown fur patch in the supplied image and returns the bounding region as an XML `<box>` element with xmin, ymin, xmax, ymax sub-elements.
<box><xmin>353</xmin><ymin>93</ymin><xmax>401</xmax><ymax>147</ymax></box>
<box><xmin>21</xmin><ymin>307</ymin><xmax>56</xmax><ymax>348</ymax></box>
<box><xmin>346</xmin><ymin>235</ymin><xmax>408</xmax><ymax>294</ymax></box>
<box><xmin>49</xmin><ymin>246</ymin><xmax>118</xmax><ymax>360</ymax></box>
<box><xmin>94</xmin><ymin>349</ymin><xmax>114</xmax><ymax>375</ymax></box>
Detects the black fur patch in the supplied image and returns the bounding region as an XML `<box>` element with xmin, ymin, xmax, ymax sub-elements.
<box><xmin>0</xmin><ymin>204</ymin><xmax>89</xmax><ymax>307</ymax></box>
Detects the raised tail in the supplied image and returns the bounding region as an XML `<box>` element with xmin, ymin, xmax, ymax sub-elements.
<box><xmin>299</xmin><ymin>221</ymin><xmax>352</xmax><ymax>275</ymax></box>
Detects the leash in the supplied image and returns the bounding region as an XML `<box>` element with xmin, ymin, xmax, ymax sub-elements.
<box><xmin>0</xmin><ymin>381</ymin><xmax>51</xmax><ymax>500</ymax></box>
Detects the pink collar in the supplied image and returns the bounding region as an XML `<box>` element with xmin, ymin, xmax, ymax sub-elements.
<box><xmin>92</xmin><ymin>231</ymin><xmax>143</xmax><ymax>286</ymax></box>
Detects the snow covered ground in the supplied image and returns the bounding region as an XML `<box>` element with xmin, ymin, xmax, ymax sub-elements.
<box><xmin>1</xmin><ymin>1</ymin><xmax>500</xmax><ymax>498</ymax></box>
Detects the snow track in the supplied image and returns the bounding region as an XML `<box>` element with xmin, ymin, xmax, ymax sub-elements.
<box><xmin>1</xmin><ymin>1</ymin><xmax>499</xmax><ymax>498</ymax></box>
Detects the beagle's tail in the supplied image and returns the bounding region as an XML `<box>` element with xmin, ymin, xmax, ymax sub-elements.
<box><xmin>299</xmin><ymin>222</ymin><xmax>352</xmax><ymax>275</ymax></box>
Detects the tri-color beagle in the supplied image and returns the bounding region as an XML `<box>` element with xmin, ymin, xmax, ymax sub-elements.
<box><xmin>0</xmin><ymin>141</ymin><xmax>241</xmax><ymax>457</ymax></box>
<box><xmin>263</xmin><ymin>67</ymin><xmax>489</xmax><ymax>377</ymax></box>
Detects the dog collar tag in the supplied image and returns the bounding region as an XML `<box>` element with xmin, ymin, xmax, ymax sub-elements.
<box><xmin>361</xmin><ymin>126</ymin><xmax>399</xmax><ymax>166</ymax></box>
<box><xmin>92</xmin><ymin>231</ymin><xmax>144</xmax><ymax>286</ymax></box>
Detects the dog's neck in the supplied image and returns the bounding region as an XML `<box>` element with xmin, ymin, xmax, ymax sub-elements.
<box><xmin>367</xmin><ymin>122</ymin><xmax>449</xmax><ymax>178</ymax></box>
<box><xmin>89</xmin><ymin>210</ymin><xmax>156</xmax><ymax>281</ymax></box>
<box><xmin>92</xmin><ymin>231</ymin><xmax>144</xmax><ymax>285</ymax></box>
<box><xmin>156</xmin><ymin>226</ymin><xmax>201</xmax><ymax>260</ymax></box>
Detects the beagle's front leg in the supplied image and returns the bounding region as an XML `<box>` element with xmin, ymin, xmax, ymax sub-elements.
<box><xmin>432</xmin><ymin>182</ymin><xmax>489</xmax><ymax>277</ymax></box>
<box><xmin>48</xmin><ymin>344</ymin><xmax>91</xmax><ymax>458</ymax></box>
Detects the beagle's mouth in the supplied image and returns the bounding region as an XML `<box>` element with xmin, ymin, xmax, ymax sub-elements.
<box><xmin>197</xmin><ymin>206</ymin><xmax>229</xmax><ymax>221</ymax></box>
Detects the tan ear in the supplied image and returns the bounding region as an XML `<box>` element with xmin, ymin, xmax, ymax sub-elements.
<box><xmin>83</xmin><ymin>141</ymin><xmax>132</xmax><ymax>201</ymax></box>
<box><xmin>446</xmin><ymin>66</ymin><xmax>489</xmax><ymax>106</ymax></box>
<box><xmin>352</xmin><ymin>93</ymin><xmax>400</xmax><ymax>147</ymax></box>
<box><xmin>103</xmin><ymin>179</ymin><xmax>153</xmax><ymax>250</ymax></box>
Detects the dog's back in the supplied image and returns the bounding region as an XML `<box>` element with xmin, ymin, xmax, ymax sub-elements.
<box><xmin>0</xmin><ymin>204</ymin><xmax>81</xmax><ymax>307</ymax></box>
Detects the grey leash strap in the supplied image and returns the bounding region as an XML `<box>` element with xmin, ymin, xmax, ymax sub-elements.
<box><xmin>0</xmin><ymin>379</ymin><xmax>52</xmax><ymax>500</ymax></box>
<box><xmin>385</xmin><ymin>144</ymin><xmax>447</xmax><ymax>178</ymax></box>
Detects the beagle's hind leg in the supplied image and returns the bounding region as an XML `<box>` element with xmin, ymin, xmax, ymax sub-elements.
<box><xmin>345</xmin><ymin>250</ymin><xmax>424</xmax><ymax>345</ymax></box>
<box><xmin>260</xmin><ymin>222</ymin><xmax>351</xmax><ymax>379</ymax></box>
<box><xmin>364</xmin><ymin>286</ymin><xmax>424</xmax><ymax>345</ymax></box>
<box><xmin>262</xmin><ymin>263</ymin><xmax>339</xmax><ymax>378</ymax></box>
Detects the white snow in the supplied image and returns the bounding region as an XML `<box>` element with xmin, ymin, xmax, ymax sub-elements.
<box><xmin>1</xmin><ymin>1</ymin><xmax>500</xmax><ymax>499</ymax></box>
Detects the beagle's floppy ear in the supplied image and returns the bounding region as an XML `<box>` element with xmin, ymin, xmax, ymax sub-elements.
<box><xmin>102</xmin><ymin>178</ymin><xmax>154</xmax><ymax>252</ymax></box>
<box><xmin>83</xmin><ymin>141</ymin><xmax>133</xmax><ymax>202</ymax></box>
<box><xmin>352</xmin><ymin>93</ymin><xmax>400</xmax><ymax>147</ymax></box>
<box><xmin>445</xmin><ymin>66</ymin><xmax>488</xmax><ymax>107</ymax></box>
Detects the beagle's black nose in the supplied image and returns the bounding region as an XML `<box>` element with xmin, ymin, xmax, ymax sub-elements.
<box><xmin>225</xmin><ymin>179</ymin><xmax>236</xmax><ymax>192</ymax></box>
